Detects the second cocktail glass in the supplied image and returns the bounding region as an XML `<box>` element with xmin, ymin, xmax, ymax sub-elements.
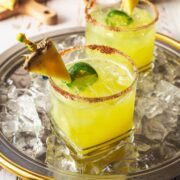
<box><xmin>85</xmin><ymin>0</ymin><xmax>158</xmax><ymax>71</ymax></box>
<box><xmin>50</xmin><ymin>45</ymin><xmax>138</xmax><ymax>159</ymax></box>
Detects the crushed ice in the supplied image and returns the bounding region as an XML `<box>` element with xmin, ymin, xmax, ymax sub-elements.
<box><xmin>0</xmin><ymin>35</ymin><xmax>179</xmax><ymax>174</ymax></box>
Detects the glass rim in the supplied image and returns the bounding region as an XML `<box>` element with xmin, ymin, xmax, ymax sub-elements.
<box><xmin>50</xmin><ymin>45</ymin><xmax>138</xmax><ymax>103</ymax></box>
<box><xmin>85</xmin><ymin>0</ymin><xmax>159</xmax><ymax>32</ymax></box>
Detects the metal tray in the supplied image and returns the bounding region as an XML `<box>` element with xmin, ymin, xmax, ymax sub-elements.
<box><xmin>0</xmin><ymin>27</ymin><xmax>180</xmax><ymax>180</ymax></box>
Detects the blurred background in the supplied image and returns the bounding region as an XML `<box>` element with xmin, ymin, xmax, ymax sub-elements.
<box><xmin>0</xmin><ymin>0</ymin><xmax>179</xmax><ymax>54</ymax></box>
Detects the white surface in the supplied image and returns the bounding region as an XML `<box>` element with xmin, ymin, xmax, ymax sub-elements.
<box><xmin>0</xmin><ymin>0</ymin><xmax>180</xmax><ymax>179</ymax></box>
<box><xmin>0</xmin><ymin>168</ymin><xmax>16</xmax><ymax>180</ymax></box>
<box><xmin>0</xmin><ymin>0</ymin><xmax>86</xmax><ymax>54</ymax></box>
<box><xmin>156</xmin><ymin>0</ymin><xmax>180</xmax><ymax>40</ymax></box>
<box><xmin>0</xmin><ymin>0</ymin><xmax>180</xmax><ymax>55</ymax></box>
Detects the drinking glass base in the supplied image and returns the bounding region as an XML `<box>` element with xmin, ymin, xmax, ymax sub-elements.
<box><xmin>51</xmin><ymin>117</ymin><xmax>134</xmax><ymax>162</ymax></box>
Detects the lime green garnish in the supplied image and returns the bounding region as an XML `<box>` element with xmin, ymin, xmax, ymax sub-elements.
<box><xmin>67</xmin><ymin>62</ymin><xmax>98</xmax><ymax>90</ymax></box>
<box><xmin>106</xmin><ymin>10</ymin><xmax>133</xmax><ymax>26</ymax></box>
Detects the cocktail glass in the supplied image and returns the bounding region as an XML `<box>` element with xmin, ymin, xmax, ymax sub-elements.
<box><xmin>49</xmin><ymin>45</ymin><xmax>138</xmax><ymax>160</ymax></box>
<box><xmin>85</xmin><ymin>0</ymin><xmax>159</xmax><ymax>71</ymax></box>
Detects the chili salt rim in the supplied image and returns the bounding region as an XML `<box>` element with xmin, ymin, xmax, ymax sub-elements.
<box><xmin>85</xmin><ymin>0</ymin><xmax>159</xmax><ymax>32</ymax></box>
<box><xmin>49</xmin><ymin>45</ymin><xmax>138</xmax><ymax>103</ymax></box>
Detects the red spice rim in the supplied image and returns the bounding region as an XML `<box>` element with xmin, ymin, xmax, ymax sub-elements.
<box><xmin>49</xmin><ymin>45</ymin><xmax>138</xmax><ymax>103</ymax></box>
<box><xmin>85</xmin><ymin>0</ymin><xmax>159</xmax><ymax>32</ymax></box>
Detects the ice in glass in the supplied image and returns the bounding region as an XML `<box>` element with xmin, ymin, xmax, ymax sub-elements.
<box><xmin>50</xmin><ymin>45</ymin><xmax>138</xmax><ymax>158</ymax></box>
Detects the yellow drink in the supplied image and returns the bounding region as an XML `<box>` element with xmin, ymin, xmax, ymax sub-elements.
<box><xmin>50</xmin><ymin>45</ymin><xmax>137</xmax><ymax>157</ymax></box>
<box><xmin>86</xmin><ymin>0</ymin><xmax>158</xmax><ymax>70</ymax></box>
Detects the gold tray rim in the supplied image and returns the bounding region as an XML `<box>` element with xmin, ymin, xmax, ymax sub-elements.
<box><xmin>0</xmin><ymin>28</ymin><xmax>180</xmax><ymax>180</ymax></box>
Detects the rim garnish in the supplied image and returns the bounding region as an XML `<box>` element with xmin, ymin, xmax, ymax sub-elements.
<box><xmin>67</xmin><ymin>62</ymin><xmax>98</xmax><ymax>90</ymax></box>
<box><xmin>16</xmin><ymin>33</ymin><xmax>71</xmax><ymax>82</ymax></box>
<box><xmin>86</xmin><ymin>0</ymin><xmax>159</xmax><ymax>32</ymax></box>
<box><xmin>121</xmin><ymin>0</ymin><xmax>139</xmax><ymax>15</ymax></box>
<box><xmin>50</xmin><ymin>45</ymin><xmax>138</xmax><ymax>103</ymax></box>
<box><xmin>106</xmin><ymin>10</ymin><xmax>133</xmax><ymax>26</ymax></box>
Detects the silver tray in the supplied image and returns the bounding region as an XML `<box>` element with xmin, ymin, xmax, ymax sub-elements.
<box><xmin>0</xmin><ymin>27</ymin><xmax>180</xmax><ymax>180</ymax></box>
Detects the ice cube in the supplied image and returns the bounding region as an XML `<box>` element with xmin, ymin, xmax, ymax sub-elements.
<box><xmin>46</xmin><ymin>135</ymin><xmax>78</xmax><ymax>172</ymax></box>
<box><xmin>1</xmin><ymin>114</ymin><xmax>19</xmax><ymax>138</ymax></box>
<box><xmin>34</xmin><ymin>94</ymin><xmax>51</xmax><ymax>112</ymax></box>
<box><xmin>17</xmin><ymin>95</ymin><xmax>42</xmax><ymax>134</ymax></box>
<box><xmin>142</xmin><ymin>116</ymin><xmax>167</xmax><ymax>141</ymax></box>
<box><xmin>61</xmin><ymin>35</ymin><xmax>85</xmax><ymax>49</ymax></box>
<box><xmin>154</xmin><ymin>112</ymin><xmax>178</xmax><ymax>131</ymax></box>
<box><xmin>136</xmin><ymin>96</ymin><xmax>166</xmax><ymax>119</ymax></box>
<box><xmin>6</xmin><ymin>100</ymin><xmax>20</xmax><ymax>114</ymax></box>
<box><xmin>7</xmin><ymin>85</ymin><xmax>18</xmax><ymax>99</ymax></box>
<box><xmin>155</xmin><ymin>80</ymin><xmax>180</xmax><ymax>104</ymax></box>
<box><xmin>30</xmin><ymin>75</ymin><xmax>49</xmax><ymax>93</ymax></box>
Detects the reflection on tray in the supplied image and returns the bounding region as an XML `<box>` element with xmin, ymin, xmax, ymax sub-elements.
<box><xmin>0</xmin><ymin>34</ymin><xmax>180</xmax><ymax>176</ymax></box>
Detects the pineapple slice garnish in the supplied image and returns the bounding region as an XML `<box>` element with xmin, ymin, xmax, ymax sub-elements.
<box><xmin>17</xmin><ymin>33</ymin><xmax>71</xmax><ymax>83</ymax></box>
<box><xmin>0</xmin><ymin>0</ymin><xmax>16</xmax><ymax>10</ymax></box>
<box><xmin>121</xmin><ymin>0</ymin><xmax>139</xmax><ymax>15</ymax></box>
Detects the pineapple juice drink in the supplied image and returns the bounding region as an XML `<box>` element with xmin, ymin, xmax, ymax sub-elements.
<box><xmin>86</xmin><ymin>0</ymin><xmax>158</xmax><ymax>70</ymax></box>
<box><xmin>16</xmin><ymin>34</ymin><xmax>137</xmax><ymax>158</ymax></box>
<box><xmin>50</xmin><ymin>45</ymin><xmax>138</xmax><ymax>157</ymax></box>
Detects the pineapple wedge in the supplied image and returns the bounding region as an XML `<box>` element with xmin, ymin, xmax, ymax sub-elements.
<box><xmin>121</xmin><ymin>0</ymin><xmax>139</xmax><ymax>15</ymax></box>
<box><xmin>0</xmin><ymin>0</ymin><xmax>16</xmax><ymax>10</ymax></box>
<box><xmin>24</xmin><ymin>39</ymin><xmax>71</xmax><ymax>82</ymax></box>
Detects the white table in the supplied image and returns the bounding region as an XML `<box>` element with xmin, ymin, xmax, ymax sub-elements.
<box><xmin>0</xmin><ymin>0</ymin><xmax>180</xmax><ymax>179</ymax></box>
